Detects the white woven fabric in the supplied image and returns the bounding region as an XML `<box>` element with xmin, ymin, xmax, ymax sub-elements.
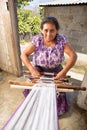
<box><xmin>3</xmin><ymin>82</ymin><xmax>59</xmax><ymax>130</ymax></box>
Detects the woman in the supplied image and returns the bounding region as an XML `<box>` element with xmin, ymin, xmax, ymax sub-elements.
<box><xmin>21</xmin><ymin>16</ymin><xmax>77</xmax><ymax>116</ymax></box>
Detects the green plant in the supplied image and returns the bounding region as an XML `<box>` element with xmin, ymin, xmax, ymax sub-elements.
<box><xmin>17</xmin><ymin>8</ymin><xmax>41</xmax><ymax>35</ymax></box>
<box><xmin>17</xmin><ymin>8</ymin><xmax>31</xmax><ymax>34</ymax></box>
<box><xmin>16</xmin><ymin>0</ymin><xmax>42</xmax><ymax>38</ymax></box>
<box><xmin>16</xmin><ymin>0</ymin><xmax>33</xmax><ymax>8</ymax></box>
<box><xmin>20</xmin><ymin>39</ymin><xmax>26</xmax><ymax>44</ymax></box>
<box><xmin>29</xmin><ymin>15</ymin><xmax>41</xmax><ymax>35</ymax></box>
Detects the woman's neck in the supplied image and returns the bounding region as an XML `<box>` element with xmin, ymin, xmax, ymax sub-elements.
<box><xmin>44</xmin><ymin>39</ymin><xmax>56</xmax><ymax>47</ymax></box>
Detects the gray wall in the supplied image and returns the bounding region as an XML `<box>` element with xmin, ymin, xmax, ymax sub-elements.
<box><xmin>44</xmin><ymin>5</ymin><xmax>87</xmax><ymax>54</ymax></box>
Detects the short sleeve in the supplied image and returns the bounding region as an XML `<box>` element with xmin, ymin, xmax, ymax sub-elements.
<box><xmin>32</xmin><ymin>35</ymin><xmax>39</xmax><ymax>49</ymax></box>
<box><xmin>62</xmin><ymin>35</ymin><xmax>69</xmax><ymax>45</ymax></box>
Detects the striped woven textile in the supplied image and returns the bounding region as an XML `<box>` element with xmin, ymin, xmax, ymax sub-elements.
<box><xmin>2</xmin><ymin>82</ymin><xmax>59</xmax><ymax>130</ymax></box>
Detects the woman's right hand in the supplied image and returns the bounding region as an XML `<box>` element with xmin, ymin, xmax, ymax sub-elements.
<box><xmin>30</xmin><ymin>68</ymin><xmax>41</xmax><ymax>77</ymax></box>
<box><xmin>21</xmin><ymin>43</ymin><xmax>41</xmax><ymax>77</ymax></box>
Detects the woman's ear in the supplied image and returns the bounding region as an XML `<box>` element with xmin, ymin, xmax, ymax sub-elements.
<box><xmin>56</xmin><ymin>29</ymin><xmax>59</xmax><ymax>34</ymax></box>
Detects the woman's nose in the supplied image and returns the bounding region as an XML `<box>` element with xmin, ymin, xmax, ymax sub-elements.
<box><xmin>47</xmin><ymin>31</ymin><xmax>51</xmax><ymax>36</ymax></box>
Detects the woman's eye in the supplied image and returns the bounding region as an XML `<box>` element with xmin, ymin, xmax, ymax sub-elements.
<box><xmin>45</xmin><ymin>30</ymin><xmax>48</xmax><ymax>32</ymax></box>
<box><xmin>51</xmin><ymin>30</ymin><xmax>54</xmax><ymax>32</ymax></box>
<box><xmin>44</xmin><ymin>29</ymin><xmax>55</xmax><ymax>33</ymax></box>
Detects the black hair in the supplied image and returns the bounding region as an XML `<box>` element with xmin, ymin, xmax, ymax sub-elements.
<box><xmin>40</xmin><ymin>16</ymin><xmax>60</xmax><ymax>30</ymax></box>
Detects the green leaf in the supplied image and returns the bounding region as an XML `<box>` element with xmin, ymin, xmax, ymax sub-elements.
<box><xmin>17</xmin><ymin>8</ymin><xmax>41</xmax><ymax>35</ymax></box>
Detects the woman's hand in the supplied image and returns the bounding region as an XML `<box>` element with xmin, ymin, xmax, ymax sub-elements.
<box><xmin>54</xmin><ymin>43</ymin><xmax>77</xmax><ymax>80</ymax></box>
<box><xmin>54</xmin><ymin>70</ymin><xmax>66</xmax><ymax>79</ymax></box>
<box><xmin>30</xmin><ymin>68</ymin><xmax>41</xmax><ymax>77</ymax></box>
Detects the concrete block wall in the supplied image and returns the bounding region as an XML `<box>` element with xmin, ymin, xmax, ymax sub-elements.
<box><xmin>44</xmin><ymin>5</ymin><xmax>87</xmax><ymax>54</ymax></box>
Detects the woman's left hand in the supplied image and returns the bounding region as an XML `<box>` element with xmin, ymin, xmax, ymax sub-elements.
<box><xmin>54</xmin><ymin>70</ymin><xmax>66</xmax><ymax>79</ymax></box>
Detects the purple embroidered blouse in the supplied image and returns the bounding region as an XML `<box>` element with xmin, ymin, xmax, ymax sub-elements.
<box><xmin>32</xmin><ymin>34</ymin><xmax>69</xmax><ymax>68</ymax></box>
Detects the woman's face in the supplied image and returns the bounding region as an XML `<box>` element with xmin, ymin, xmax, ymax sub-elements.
<box><xmin>41</xmin><ymin>22</ymin><xmax>59</xmax><ymax>42</ymax></box>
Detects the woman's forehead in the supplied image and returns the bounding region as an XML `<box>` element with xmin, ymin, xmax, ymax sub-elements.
<box><xmin>42</xmin><ymin>22</ymin><xmax>57</xmax><ymax>29</ymax></box>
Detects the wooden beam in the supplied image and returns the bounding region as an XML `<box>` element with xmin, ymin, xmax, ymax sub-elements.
<box><xmin>8</xmin><ymin>80</ymin><xmax>86</xmax><ymax>91</ymax></box>
<box><xmin>10</xmin><ymin>84</ymin><xmax>74</xmax><ymax>92</ymax></box>
<box><xmin>8</xmin><ymin>0</ymin><xmax>22</xmax><ymax>76</ymax></box>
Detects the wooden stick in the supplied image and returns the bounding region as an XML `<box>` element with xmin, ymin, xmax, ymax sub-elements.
<box><xmin>10</xmin><ymin>84</ymin><xmax>74</xmax><ymax>92</ymax></box>
<box><xmin>56</xmin><ymin>83</ymin><xmax>86</xmax><ymax>91</ymax></box>
<box><xmin>8</xmin><ymin>80</ymin><xmax>35</xmax><ymax>86</ymax></box>
<box><xmin>56</xmin><ymin>88</ymin><xmax>74</xmax><ymax>92</ymax></box>
<box><xmin>54</xmin><ymin>80</ymin><xmax>64</xmax><ymax>83</ymax></box>
<box><xmin>23</xmin><ymin>76</ymin><xmax>70</xmax><ymax>83</ymax></box>
<box><xmin>8</xmin><ymin>80</ymin><xmax>86</xmax><ymax>91</ymax></box>
<box><xmin>23</xmin><ymin>70</ymin><xmax>71</xmax><ymax>79</ymax></box>
<box><xmin>10</xmin><ymin>84</ymin><xmax>34</xmax><ymax>89</ymax></box>
<box><xmin>23</xmin><ymin>70</ymin><xmax>31</xmax><ymax>74</ymax></box>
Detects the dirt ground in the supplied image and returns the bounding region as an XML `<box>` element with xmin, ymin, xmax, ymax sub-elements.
<box><xmin>0</xmin><ymin>71</ymin><xmax>87</xmax><ymax>130</ymax></box>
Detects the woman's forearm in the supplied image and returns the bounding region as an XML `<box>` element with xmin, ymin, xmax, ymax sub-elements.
<box><xmin>20</xmin><ymin>44</ymin><xmax>41</xmax><ymax>77</ymax></box>
<box><xmin>21</xmin><ymin>53</ymin><xmax>41</xmax><ymax>77</ymax></box>
<box><xmin>21</xmin><ymin>53</ymin><xmax>35</xmax><ymax>72</ymax></box>
<box><xmin>20</xmin><ymin>44</ymin><xmax>37</xmax><ymax>73</ymax></box>
<box><xmin>62</xmin><ymin>43</ymin><xmax>77</xmax><ymax>75</ymax></box>
<box><xmin>62</xmin><ymin>53</ymin><xmax>77</xmax><ymax>74</ymax></box>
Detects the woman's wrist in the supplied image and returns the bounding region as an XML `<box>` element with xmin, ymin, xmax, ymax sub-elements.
<box><xmin>27</xmin><ymin>64</ymin><xmax>35</xmax><ymax>73</ymax></box>
<box><xmin>60</xmin><ymin>69</ymin><xmax>67</xmax><ymax>76</ymax></box>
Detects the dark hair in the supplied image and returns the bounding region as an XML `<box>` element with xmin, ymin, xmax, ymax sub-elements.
<box><xmin>40</xmin><ymin>16</ymin><xmax>60</xmax><ymax>30</ymax></box>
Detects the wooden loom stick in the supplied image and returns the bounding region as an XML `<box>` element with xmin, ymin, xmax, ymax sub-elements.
<box><xmin>8</xmin><ymin>80</ymin><xmax>86</xmax><ymax>91</ymax></box>
<box><xmin>8</xmin><ymin>80</ymin><xmax>35</xmax><ymax>86</ymax></box>
<box><xmin>10</xmin><ymin>84</ymin><xmax>74</xmax><ymax>92</ymax></box>
<box><xmin>56</xmin><ymin>83</ymin><xmax>86</xmax><ymax>91</ymax></box>
<box><xmin>23</xmin><ymin>70</ymin><xmax>71</xmax><ymax>79</ymax></box>
<box><xmin>23</xmin><ymin>70</ymin><xmax>31</xmax><ymax>74</ymax></box>
<box><xmin>10</xmin><ymin>84</ymin><xmax>34</xmax><ymax>90</ymax></box>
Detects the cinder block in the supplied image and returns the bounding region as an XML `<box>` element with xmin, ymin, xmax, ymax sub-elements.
<box><xmin>44</xmin><ymin>5</ymin><xmax>87</xmax><ymax>54</ymax></box>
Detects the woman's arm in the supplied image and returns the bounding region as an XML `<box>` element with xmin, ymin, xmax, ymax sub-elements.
<box><xmin>55</xmin><ymin>43</ymin><xmax>77</xmax><ymax>79</ymax></box>
<box><xmin>21</xmin><ymin>43</ymin><xmax>41</xmax><ymax>77</ymax></box>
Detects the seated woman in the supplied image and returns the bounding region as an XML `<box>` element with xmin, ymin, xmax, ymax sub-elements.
<box><xmin>21</xmin><ymin>16</ymin><xmax>77</xmax><ymax>116</ymax></box>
